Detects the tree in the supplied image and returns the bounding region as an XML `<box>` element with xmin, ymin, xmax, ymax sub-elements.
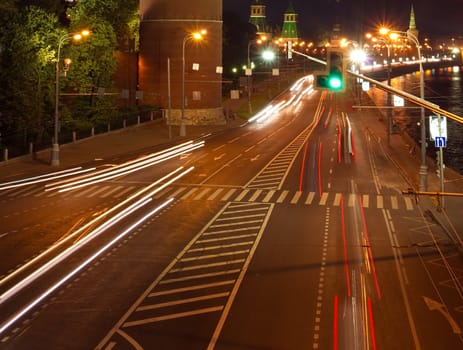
<box><xmin>0</xmin><ymin>6</ymin><xmax>60</xmax><ymax>152</ymax></box>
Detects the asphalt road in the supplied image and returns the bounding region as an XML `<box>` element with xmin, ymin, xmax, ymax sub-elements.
<box><xmin>0</xmin><ymin>76</ymin><xmax>462</xmax><ymax>349</ymax></box>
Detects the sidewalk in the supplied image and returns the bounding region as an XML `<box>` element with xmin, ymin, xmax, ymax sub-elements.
<box><xmin>352</xmin><ymin>90</ymin><xmax>463</xmax><ymax>250</ymax></box>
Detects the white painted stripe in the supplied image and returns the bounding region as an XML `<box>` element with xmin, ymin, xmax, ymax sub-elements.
<box><xmin>203</xmin><ymin>226</ymin><xmax>261</xmax><ymax>236</ymax></box>
<box><xmin>249</xmin><ymin>189</ymin><xmax>263</xmax><ymax>202</ymax></box>
<box><xmin>276</xmin><ymin>190</ymin><xmax>289</xmax><ymax>203</ymax></box>
<box><xmin>153</xmin><ymin>187</ymin><xmax>172</xmax><ymax>199</ymax></box>
<box><xmin>113</xmin><ymin>186</ymin><xmax>136</xmax><ymax>198</ymax></box>
<box><xmin>137</xmin><ymin>292</ymin><xmax>229</xmax><ymax>311</ymax></box>
<box><xmin>188</xmin><ymin>241</ymin><xmax>253</xmax><ymax>253</ymax></box>
<box><xmin>74</xmin><ymin>186</ymin><xmax>100</xmax><ymax>198</ymax></box>
<box><xmin>86</xmin><ymin>185</ymin><xmax>112</xmax><ymax>198</ymax></box>
<box><xmin>377</xmin><ymin>195</ymin><xmax>384</xmax><ymax>209</ymax></box>
<box><xmin>181</xmin><ymin>187</ymin><xmax>198</xmax><ymax>200</ymax></box>
<box><xmin>305</xmin><ymin>192</ymin><xmax>315</xmax><ymax>205</ymax></box>
<box><xmin>194</xmin><ymin>188</ymin><xmax>211</xmax><ymax>200</ymax></box>
<box><xmin>235</xmin><ymin>189</ymin><xmax>250</xmax><ymax>201</ymax></box>
<box><xmin>149</xmin><ymin>280</ymin><xmax>235</xmax><ymax>297</ymax></box>
<box><xmin>391</xmin><ymin>196</ymin><xmax>399</xmax><ymax>210</ymax></box>
<box><xmin>181</xmin><ymin>250</ymin><xmax>249</xmax><ymax>262</ymax></box>
<box><xmin>209</xmin><ymin>220</ymin><xmax>263</xmax><ymax>229</ymax></box>
<box><xmin>404</xmin><ymin>197</ymin><xmax>413</xmax><ymax>210</ymax></box>
<box><xmin>362</xmin><ymin>194</ymin><xmax>369</xmax><ymax>208</ymax></box>
<box><xmin>100</xmin><ymin>185</ymin><xmax>124</xmax><ymax>198</ymax></box>
<box><xmin>123</xmin><ymin>306</ymin><xmax>223</xmax><ymax>326</ymax></box>
<box><xmin>169</xmin><ymin>259</ymin><xmax>245</xmax><ymax>273</ymax></box>
<box><xmin>197</xmin><ymin>233</ymin><xmax>257</xmax><ymax>244</ymax></box>
<box><xmin>333</xmin><ymin>193</ymin><xmax>342</xmax><ymax>206</ymax></box>
<box><xmin>207</xmin><ymin>188</ymin><xmax>224</xmax><ymax>200</ymax></box>
<box><xmin>224</xmin><ymin>206</ymin><xmax>266</xmax><ymax>214</ymax></box>
<box><xmin>160</xmin><ymin>269</ymin><xmax>240</xmax><ymax>285</ymax></box>
<box><xmin>262</xmin><ymin>190</ymin><xmax>275</xmax><ymax>202</ymax></box>
<box><xmin>319</xmin><ymin>192</ymin><xmax>328</xmax><ymax>205</ymax></box>
<box><xmin>18</xmin><ymin>187</ymin><xmax>44</xmax><ymax>197</ymax></box>
<box><xmin>216</xmin><ymin>213</ymin><xmax>265</xmax><ymax>221</ymax></box>
<box><xmin>170</xmin><ymin>187</ymin><xmax>187</xmax><ymax>197</ymax></box>
<box><xmin>8</xmin><ymin>186</ymin><xmax>35</xmax><ymax>197</ymax></box>
<box><xmin>221</xmin><ymin>188</ymin><xmax>237</xmax><ymax>201</ymax></box>
<box><xmin>290</xmin><ymin>191</ymin><xmax>302</xmax><ymax>204</ymax></box>
<box><xmin>348</xmin><ymin>194</ymin><xmax>355</xmax><ymax>207</ymax></box>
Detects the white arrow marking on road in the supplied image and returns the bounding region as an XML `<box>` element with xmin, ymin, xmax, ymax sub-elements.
<box><xmin>423</xmin><ymin>296</ymin><xmax>462</xmax><ymax>334</ymax></box>
<box><xmin>251</xmin><ymin>154</ymin><xmax>261</xmax><ymax>162</ymax></box>
<box><xmin>214</xmin><ymin>153</ymin><xmax>226</xmax><ymax>161</ymax></box>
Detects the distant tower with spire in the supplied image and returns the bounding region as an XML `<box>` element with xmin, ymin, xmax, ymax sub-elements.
<box><xmin>281</xmin><ymin>3</ymin><xmax>299</xmax><ymax>42</ymax></box>
<box><xmin>407</xmin><ymin>4</ymin><xmax>419</xmax><ymax>39</ymax></box>
<box><xmin>249</xmin><ymin>0</ymin><xmax>271</xmax><ymax>38</ymax></box>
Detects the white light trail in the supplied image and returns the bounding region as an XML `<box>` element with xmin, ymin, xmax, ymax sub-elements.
<box><xmin>0</xmin><ymin>166</ymin><xmax>194</xmax><ymax>288</ymax></box>
<box><xmin>46</xmin><ymin>141</ymin><xmax>204</xmax><ymax>192</ymax></box>
<box><xmin>0</xmin><ymin>167</ymin><xmax>96</xmax><ymax>190</ymax></box>
<box><xmin>0</xmin><ymin>198</ymin><xmax>174</xmax><ymax>336</ymax></box>
<box><xmin>0</xmin><ymin>197</ymin><xmax>153</xmax><ymax>304</ymax></box>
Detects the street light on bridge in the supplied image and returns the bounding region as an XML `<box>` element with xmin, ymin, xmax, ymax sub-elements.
<box><xmin>51</xmin><ymin>29</ymin><xmax>90</xmax><ymax>166</ymax></box>
<box><xmin>180</xmin><ymin>29</ymin><xmax>207</xmax><ymax>137</ymax></box>
<box><xmin>380</xmin><ymin>27</ymin><xmax>428</xmax><ymax>191</ymax></box>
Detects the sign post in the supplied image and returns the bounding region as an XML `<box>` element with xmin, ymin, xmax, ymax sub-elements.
<box><xmin>429</xmin><ymin>115</ymin><xmax>447</xmax><ymax>206</ymax></box>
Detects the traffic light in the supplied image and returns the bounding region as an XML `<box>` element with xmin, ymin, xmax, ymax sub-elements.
<box><xmin>314</xmin><ymin>48</ymin><xmax>346</xmax><ymax>92</ymax></box>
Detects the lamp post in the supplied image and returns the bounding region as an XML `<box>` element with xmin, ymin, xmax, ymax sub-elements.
<box><xmin>382</xmin><ymin>28</ymin><xmax>427</xmax><ymax>190</ymax></box>
<box><xmin>246</xmin><ymin>36</ymin><xmax>267</xmax><ymax>115</ymax></box>
<box><xmin>51</xmin><ymin>30</ymin><xmax>89</xmax><ymax>166</ymax></box>
<box><xmin>180</xmin><ymin>30</ymin><xmax>206</xmax><ymax>137</ymax></box>
<box><xmin>246</xmin><ymin>40</ymin><xmax>253</xmax><ymax>115</ymax></box>
<box><xmin>373</xmin><ymin>33</ymin><xmax>394</xmax><ymax>144</ymax></box>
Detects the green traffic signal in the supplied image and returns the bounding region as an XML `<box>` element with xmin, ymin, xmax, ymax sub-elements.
<box><xmin>328</xmin><ymin>71</ymin><xmax>343</xmax><ymax>90</ymax></box>
<box><xmin>314</xmin><ymin>48</ymin><xmax>346</xmax><ymax>92</ymax></box>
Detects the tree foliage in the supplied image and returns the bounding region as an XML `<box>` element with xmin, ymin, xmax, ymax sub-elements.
<box><xmin>0</xmin><ymin>5</ymin><xmax>59</xmax><ymax>149</ymax></box>
<box><xmin>0</xmin><ymin>0</ymin><xmax>141</xmax><ymax>153</ymax></box>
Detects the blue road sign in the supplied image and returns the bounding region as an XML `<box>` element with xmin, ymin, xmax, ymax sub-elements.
<box><xmin>435</xmin><ymin>136</ymin><xmax>446</xmax><ymax>148</ymax></box>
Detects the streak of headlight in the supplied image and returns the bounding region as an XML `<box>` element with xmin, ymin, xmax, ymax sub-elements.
<box><xmin>289</xmin><ymin>76</ymin><xmax>307</xmax><ymax>92</ymax></box>
<box><xmin>0</xmin><ymin>166</ymin><xmax>194</xmax><ymax>287</ymax></box>
<box><xmin>46</xmin><ymin>141</ymin><xmax>203</xmax><ymax>192</ymax></box>
<box><xmin>0</xmin><ymin>167</ymin><xmax>96</xmax><ymax>190</ymax></box>
<box><xmin>0</xmin><ymin>196</ymin><xmax>152</xmax><ymax>304</ymax></box>
<box><xmin>256</xmin><ymin>101</ymin><xmax>285</xmax><ymax>123</ymax></box>
<box><xmin>248</xmin><ymin>105</ymin><xmax>274</xmax><ymax>123</ymax></box>
<box><xmin>0</xmin><ymin>198</ymin><xmax>174</xmax><ymax>336</ymax></box>
<box><xmin>45</xmin><ymin>141</ymin><xmax>195</xmax><ymax>189</ymax></box>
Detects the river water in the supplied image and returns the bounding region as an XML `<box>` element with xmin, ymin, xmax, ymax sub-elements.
<box><xmin>367</xmin><ymin>65</ymin><xmax>463</xmax><ymax>173</ymax></box>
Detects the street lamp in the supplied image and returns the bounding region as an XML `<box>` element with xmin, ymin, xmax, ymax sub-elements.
<box><xmin>372</xmin><ymin>32</ymin><xmax>394</xmax><ymax>144</ymax></box>
<box><xmin>380</xmin><ymin>28</ymin><xmax>428</xmax><ymax>190</ymax></box>
<box><xmin>180</xmin><ymin>29</ymin><xmax>207</xmax><ymax>137</ymax></box>
<box><xmin>51</xmin><ymin>29</ymin><xmax>90</xmax><ymax>166</ymax></box>
<box><xmin>246</xmin><ymin>36</ymin><xmax>267</xmax><ymax>115</ymax></box>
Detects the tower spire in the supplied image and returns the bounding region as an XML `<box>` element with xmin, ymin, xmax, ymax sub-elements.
<box><xmin>407</xmin><ymin>4</ymin><xmax>419</xmax><ymax>39</ymax></box>
<box><xmin>281</xmin><ymin>2</ymin><xmax>299</xmax><ymax>42</ymax></box>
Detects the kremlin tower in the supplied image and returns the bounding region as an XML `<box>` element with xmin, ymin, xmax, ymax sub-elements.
<box><xmin>139</xmin><ymin>0</ymin><xmax>225</xmax><ymax>126</ymax></box>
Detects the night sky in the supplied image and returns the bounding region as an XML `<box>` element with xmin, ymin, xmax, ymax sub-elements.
<box><xmin>224</xmin><ymin>0</ymin><xmax>462</xmax><ymax>38</ymax></box>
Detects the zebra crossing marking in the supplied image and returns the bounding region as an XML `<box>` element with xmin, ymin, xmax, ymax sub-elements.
<box><xmin>376</xmin><ymin>195</ymin><xmax>384</xmax><ymax>209</ymax></box>
<box><xmin>3</xmin><ymin>181</ymin><xmax>416</xmax><ymax>211</ymax></box>
<box><xmin>262</xmin><ymin>190</ymin><xmax>276</xmax><ymax>203</ymax></box>
<box><xmin>221</xmin><ymin>188</ymin><xmax>237</xmax><ymax>201</ymax></box>
<box><xmin>207</xmin><ymin>188</ymin><xmax>224</xmax><ymax>201</ymax></box>
<box><xmin>305</xmin><ymin>192</ymin><xmax>315</xmax><ymax>205</ymax></box>
<box><xmin>290</xmin><ymin>191</ymin><xmax>302</xmax><ymax>204</ymax></box>
<box><xmin>100</xmin><ymin>185</ymin><xmax>124</xmax><ymax>198</ymax></box>
<box><xmin>319</xmin><ymin>192</ymin><xmax>329</xmax><ymax>205</ymax></box>
<box><xmin>276</xmin><ymin>190</ymin><xmax>289</xmax><ymax>203</ymax></box>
